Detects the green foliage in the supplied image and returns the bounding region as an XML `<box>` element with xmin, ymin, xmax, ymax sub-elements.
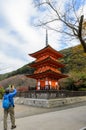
<box><xmin>59</xmin><ymin>70</ymin><xmax>86</xmax><ymax>90</ymax></box>
<box><xmin>58</xmin><ymin>44</ymin><xmax>86</xmax><ymax>90</ymax></box>
<box><xmin>69</xmin><ymin>71</ymin><xmax>86</xmax><ymax>81</ymax></box>
<box><xmin>60</xmin><ymin>45</ymin><xmax>86</xmax><ymax>73</ymax></box>
<box><xmin>0</xmin><ymin>86</ymin><xmax>5</xmax><ymax>99</ymax></box>
<box><xmin>59</xmin><ymin>78</ymin><xmax>76</xmax><ymax>90</ymax></box>
<box><xmin>69</xmin><ymin>71</ymin><xmax>86</xmax><ymax>88</ymax></box>
<box><xmin>78</xmin><ymin>88</ymin><xmax>86</xmax><ymax>91</ymax></box>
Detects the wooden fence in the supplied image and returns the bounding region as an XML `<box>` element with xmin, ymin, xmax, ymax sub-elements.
<box><xmin>17</xmin><ymin>90</ymin><xmax>86</xmax><ymax>99</ymax></box>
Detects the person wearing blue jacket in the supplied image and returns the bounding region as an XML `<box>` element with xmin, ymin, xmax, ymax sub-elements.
<box><xmin>3</xmin><ymin>85</ymin><xmax>17</xmax><ymax>130</ymax></box>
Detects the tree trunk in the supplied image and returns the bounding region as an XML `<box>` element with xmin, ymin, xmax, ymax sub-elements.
<box><xmin>78</xmin><ymin>15</ymin><xmax>86</xmax><ymax>52</ymax></box>
<box><xmin>79</xmin><ymin>38</ymin><xmax>86</xmax><ymax>52</ymax></box>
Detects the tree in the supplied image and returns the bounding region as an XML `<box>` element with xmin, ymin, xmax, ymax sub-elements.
<box><xmin>82</xmin><ymin>21</ymin><xmax>86</xmax><ymax>41</ymax></box>
<box><xmin>34</xmin><ymin>0</ymin><xmax>86</xmax><ymax>52</ymax></box>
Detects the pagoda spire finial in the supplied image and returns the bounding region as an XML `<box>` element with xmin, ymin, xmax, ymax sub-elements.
<box><xmin>46</xmin><ymin>29</ymin><xmax>48</xmax><ymax>46</ymax></box>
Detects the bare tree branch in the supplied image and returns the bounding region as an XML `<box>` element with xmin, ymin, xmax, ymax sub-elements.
<box><xmin>34</xmin><ymin>0</ymin><xmax>86</xmax><ymax>52</ymax></box>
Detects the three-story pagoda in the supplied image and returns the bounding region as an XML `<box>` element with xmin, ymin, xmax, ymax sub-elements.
<box><xmin>26</xmin><ymin>43</ymin><xmax>68</xmax><ymax>90</ymax></box>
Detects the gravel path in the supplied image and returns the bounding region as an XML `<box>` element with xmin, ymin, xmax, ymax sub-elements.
<box><xmin>0</xmin><ymin>102</ymin><xmax>86</xmax><ymax>130</ymax></box>
<box><xmin>0</xmin><ymin>100</ymin><xmax>86</xmax><ymax>122</ymax></box>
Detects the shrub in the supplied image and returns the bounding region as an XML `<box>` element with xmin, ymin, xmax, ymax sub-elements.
<box><xmin>78</xmin><ymin>88</ymin><xmax>86</xmax><ymax>91</ymax></box>
<box><xmin>59</xmin><ymin>78</ymin><xmax>75</xmax><ymax>90</ymax></box>
<box><xmin>0</xmin><ymin>86</ymin><xmax>5</xmax><ymax>99</ymax></box>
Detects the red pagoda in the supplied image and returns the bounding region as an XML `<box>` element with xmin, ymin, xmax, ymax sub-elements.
<box><xmin>26</xmin><ymin>32</ymin><xmax>68</xmax><ymax>90</ymax></box>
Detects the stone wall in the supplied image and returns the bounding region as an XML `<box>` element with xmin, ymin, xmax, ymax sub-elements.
<box><xmin>15</xmin><ymin>96</ymin><xmax>86</xmax><ymax>108</ymax></box>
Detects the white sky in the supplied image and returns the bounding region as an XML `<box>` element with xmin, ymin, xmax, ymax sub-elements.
<box><xmin>0</xmin><ymin>0</ymin><xmax>86</xmax><ymax>74</ymax></box>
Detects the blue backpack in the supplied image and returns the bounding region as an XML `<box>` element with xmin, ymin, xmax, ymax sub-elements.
<box><xmin>2</xmin><ymin>94</ymin><xmax>11</xmax><ymax>109</ymax></box>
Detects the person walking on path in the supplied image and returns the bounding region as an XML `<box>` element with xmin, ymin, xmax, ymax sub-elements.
<box><xmin>2</xmin><ymin>85</ymin><xmax>17</xmax><ymax>130</ymax></box>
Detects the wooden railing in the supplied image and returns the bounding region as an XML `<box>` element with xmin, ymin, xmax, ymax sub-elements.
<box><xmin>17</xmin><ymin>90</ymin><xmax>86</xmax><ymax>99</ymax></box>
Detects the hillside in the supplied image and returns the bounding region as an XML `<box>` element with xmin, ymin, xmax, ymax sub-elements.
<box><xmin>0</xmin><ymin>74</ymin><xmax>36</xmax><ymax>88</ymax></box>
<box><xmin>0</xmin><ymin>44</ymin><xmax>86</xmax><ymax>89</ymax></box>
<box><xmin>60</xmin><ymin>44</ymin><xmax>86</xmax><ymax>73</ymax></box>
<box><xmin>0</xmin><ymin>64</ymin><xmax>35</xmax><ymax>81</ymax></box>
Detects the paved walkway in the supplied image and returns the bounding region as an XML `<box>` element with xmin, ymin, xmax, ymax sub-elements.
<box><xmin>0</xmin><ymin>101</ymin><xmax>86</xmax><ymax>130</ymax></box>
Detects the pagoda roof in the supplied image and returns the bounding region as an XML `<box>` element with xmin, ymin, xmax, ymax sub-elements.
<box><xmin>26</xmin><ymin>69</ymin><xmax>68</xmax><ymax>80</ymax></box>
<box><xmin>30</xmin><ymin>56</ymin><xmax>65</xmax><ymax>68</ymax></box>
<box><xmin>34</xmin><ymin>66</ymin><xmax>61</xmax><ymax>74</ymax></box>
<box><xmin>29</xmin><ymin>45</ymin><xmax>63</xmax><ymax>59</ymax></box>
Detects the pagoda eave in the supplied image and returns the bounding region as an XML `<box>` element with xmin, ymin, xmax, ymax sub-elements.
<box><xmin>29</xmin><ymin>45</ymin><xmax>64</xmax><ymax>59</ymax></box>
<box><xmin>30</xmin><ymin>57</ymin><xmax>65</xmax><ymax>68</ymax></box>
<box><xmin>26</xmin><ymin>70</ymin><xmax>68</xmax><ymax>80</ymax></box>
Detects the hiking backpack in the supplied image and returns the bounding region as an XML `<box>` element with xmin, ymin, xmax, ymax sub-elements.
<box><xmin>2</xmin><ymin>94</ymin><xmax>11</xmax><ymax>109</ymax></box>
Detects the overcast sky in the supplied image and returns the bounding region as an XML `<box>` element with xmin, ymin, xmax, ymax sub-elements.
<box><xmin>0</xmin><ymin>0</ymin><xmax>86</xmax><ymax>74</ymax></box>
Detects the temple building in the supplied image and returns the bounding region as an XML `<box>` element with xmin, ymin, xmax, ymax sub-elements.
<box><xmin>26</xmin><ymin>31</ymin><xmax>68</xmax><ymax>90</ymax></box>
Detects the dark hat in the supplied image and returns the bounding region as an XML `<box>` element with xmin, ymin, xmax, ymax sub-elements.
<box><xmin>5</xmin><ymin>88</ymin><xmax>10</xmax><ymax>94</ymax></box>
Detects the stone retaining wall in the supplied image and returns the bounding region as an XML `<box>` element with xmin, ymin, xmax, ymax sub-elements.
<box><xmin>15</xmin><ymin>96</ymin><xmax>86</xmax><ymax>108</ymax></box>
